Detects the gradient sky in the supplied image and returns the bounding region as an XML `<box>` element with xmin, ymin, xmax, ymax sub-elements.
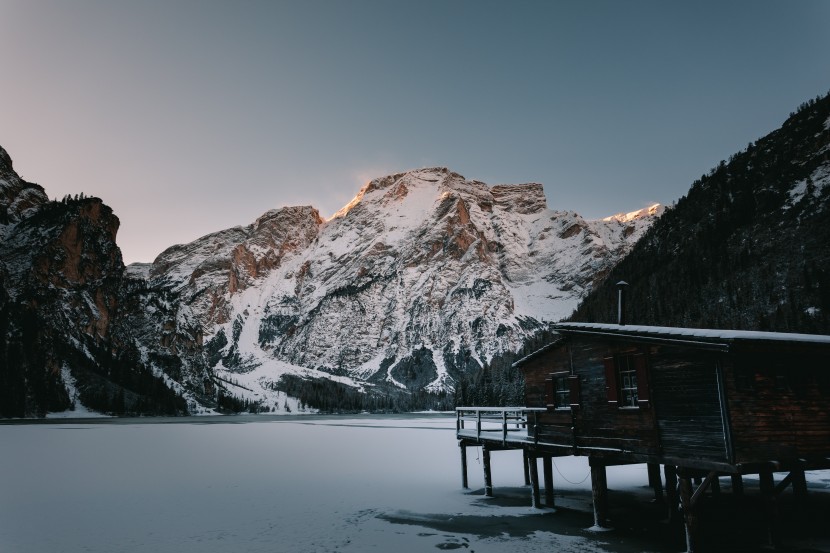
<box><xmin>2</xmin><ymin>1</ymin><xmax>829</xmax><ymax>264</ymax></box>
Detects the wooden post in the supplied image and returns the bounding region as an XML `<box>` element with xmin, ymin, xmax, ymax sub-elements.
<box><xmin>710</xmin><ymin>474</ymin><xmax>720</xmax><ymax>496</ymax></box>
<box><xmin>523</xmin><ymin>449</ymin><xmax>531</xmax><ymax>486</ymax></box>
<box><xmin>664</xmin><ymin>464</ymin><xmax>679</xmax><ymax>523</ymax></box>
<box><xmin>792</xmin><ymin>469</ymin><xmax>808</xmax><ymax>503</ymax></box>
<box><xmin>543</xmin><ymin>456</ymin><xmax>555</xmax><ymax>508</ymax></box>
<box><xmin>759</xmin><ymin>469</ymin><xmax>779</xmax><ymax>547</ymax></box>
<box><xmin>678</xmin><ymin>471</ymin><xmax>699</xmax><ymax>553</ymax></box>
<box><xmin>590</xmin><ymin>459</ymin><xmax>609</xmax><ymax>528</ymax></box>
<box><xmin>482</xmin><ymin>446</ymin><xmax>493</xmax><ymax>497</ymax></box>
<box><xmin>529</xmin><ymin>454</ymin><xmax>541</xmax><ymax>508</ymax></box>
<box><xmin>460</xmin><ymin>443</ymin><xmax>469</xmax><ymax>489</ymax></box>
<box><xmin>648</xmin><ymin>462</ymin><xmax>664</xmax><ymax>503</ymax></box>
<box><xmin>730</xmin><ymin>474</ymin><xmax>743</xmax><ymax>496</ymax></box>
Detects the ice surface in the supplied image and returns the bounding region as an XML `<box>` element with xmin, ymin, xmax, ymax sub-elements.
<box><xmin>0</xmin><ymin>416</ymin><xmax>641</xmax><ymax>553</ymax></box>
<box><xmin>1</xmin><ymin>416</ymin><xmax>828</xmax><ymax>552</ymax></box>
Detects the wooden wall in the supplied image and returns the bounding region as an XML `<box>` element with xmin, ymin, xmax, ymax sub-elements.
<box><xmin>648</xmin><ymin>346</ymin><xmax>728</xmax><ymax>462</ymax></box>
<box><xmin>724</xmin><ymin>345</ymin><xmax>830</xmax><ymax>464</ymax></box>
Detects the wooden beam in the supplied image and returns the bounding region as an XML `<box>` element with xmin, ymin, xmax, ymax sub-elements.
<box><xmin>773</xmin><ymin>472</ymin><xmax>793</xmax><ymax>496</ymax></box>
<box><xmin>678</xmin><ymin>473</ymin><xmax>700</xmax><ymax>553</ymax></box>
<box><xmin>792</xmin><ymin>469</ymin><xmax>808</xmax><ymax>503</ymax></box>
<box><xmin>590</xmin><ymin>459</ymin><xmax>609</xmax><ymax>529</ymax></box>
<box><xmin>543</xmin><ymin>456</ymin><xmax>555</xmax><ymax>508</ymax></box>
<box><xmin>647</xmin><ymin>463</ymin><xmax>664</xmax><ymax>504</ymax></box>
<box><xmin>689</xmin><ymin>471</ymin><xmax>716</xmax><ymax>508</ymax></box>
<box><xmin>460</xmin><ymin>443</ymin><xmax>468</xmax><ymax>489</ymax></box>
<box><xmin>664</xmin><ymin>464</ymin><xmax>680</xmax><ymax>524</ymax></box>
<box><xmin>482</xmin><ymin>446</ymin><xmax>493</xmax><ymax>497</ymax></box>
<box><xmin>730</xmin><ymin>474</ymin><xmax>743</xmax><ymax>496</ymax></box>
<box><xmin>522</xmin><ymin>449</ymin><xmax>530</xmax><ymax>486</ymax></box>
<box><xmin>529</xmin><ymin>455</ymin><xmax>541</xmax><ymax>509</ymax></box>
<box><xmin>759</xmin><ymin>470</ymin><xmax>780</xmax><ymax>547</ymax></box>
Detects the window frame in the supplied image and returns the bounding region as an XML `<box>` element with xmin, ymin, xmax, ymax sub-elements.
<box><xmin>603</xmin><ymin>352</ymin><xmax>650</xmax><ymax>409</ymax></box>
<box><xmin>545</xmin><ymin>371</ymin><xmax>581</xmax><ymax>411</ymax></box>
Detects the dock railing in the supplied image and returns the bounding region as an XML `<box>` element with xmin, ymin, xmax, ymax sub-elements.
<box><xmin>456</xmin><ymin>406</ymin><xmax>547</xmax><ymax>446</ymax></box>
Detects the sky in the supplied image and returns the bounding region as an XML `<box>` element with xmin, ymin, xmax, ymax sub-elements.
<box><xmin>1</xmin><ymin>1</ymin><xmax>829</xmax><ymax>264</ymax></box>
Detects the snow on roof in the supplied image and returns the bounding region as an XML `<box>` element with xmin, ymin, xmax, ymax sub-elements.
<box><xmin>554</xmin><ymin>322</ymin><xmax>830</xmax><ymax>346</ymax></box>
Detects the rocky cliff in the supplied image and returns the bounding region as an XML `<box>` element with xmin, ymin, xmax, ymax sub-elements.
<box><xmin>124</xmin><ymin>167</ymin><xmax>659</xmax><ymax>411</ymax></box>
<box><xmin>0</xmin><ymin>145</ymin><xmax>659</xmax><ymax>416</ymax></box>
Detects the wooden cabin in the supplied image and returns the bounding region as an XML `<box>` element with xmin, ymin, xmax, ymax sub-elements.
<box><xmin>520</xmin><ymin>322</ymin><xmax>830</xmax><ymax>472</ymax></box>
<box><xmin>457</xmin><ymin>322</ymin><xmax>830</xmax><ymax>552</ymax></box>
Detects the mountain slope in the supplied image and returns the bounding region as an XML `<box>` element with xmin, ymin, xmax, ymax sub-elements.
<box><xmin>127</xmin><ymin>167</ymin><xmax>659</xmax><ymax>408</ymax></box>
<box><xmin>570</xmin><ymin>93</ymin><xmax>830</xmax><ymax>333</ymax></box>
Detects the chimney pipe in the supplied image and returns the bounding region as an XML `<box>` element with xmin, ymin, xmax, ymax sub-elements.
<box><xmin>616</xmin><ymin>281</ymin><xmax>629</xmax><ymax>326</ymax></box>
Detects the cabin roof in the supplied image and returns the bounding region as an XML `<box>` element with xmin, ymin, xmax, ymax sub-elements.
<box><xmin>513</xmin><ymin>323</ymin><xmax>830</xmax><ymax>369</ymax></box>
<box><xmin>554</xmin><ymin>322</ymin><xmax>830</xmax><ymax>347</ymax></box>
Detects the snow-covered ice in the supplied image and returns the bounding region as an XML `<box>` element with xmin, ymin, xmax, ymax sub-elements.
<box><xmin>1</xmin><ymin>416</ymin><xmax>828</xmax><ymax>553</ymax></box>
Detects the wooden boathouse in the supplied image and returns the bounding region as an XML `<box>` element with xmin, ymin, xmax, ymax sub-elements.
<box><xmin>456</xmin><ymin>322</ymin><xmax>830</xmax><ymax>551</ymax></box>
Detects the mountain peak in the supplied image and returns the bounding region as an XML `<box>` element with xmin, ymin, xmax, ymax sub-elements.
<box><xmin>601</xmin><ymin>203</ymin><xmax>664</xmax><ymax>223</ymax></box>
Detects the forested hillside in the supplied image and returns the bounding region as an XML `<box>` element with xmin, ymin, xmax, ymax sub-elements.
<box><xmin>570</xmin><ymin>93</ymin><xmax>830</xmax><ymax>333</ymax></box>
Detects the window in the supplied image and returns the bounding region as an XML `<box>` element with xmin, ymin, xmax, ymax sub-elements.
<box><xmin>603</xmin><ymin>353</ymin><xmax>649</xmax><ymax>409</ymax></box>
<box><xmin>617</xmin><ymin>355</ymin><xmax>639</xmax><ymax>408</ymax></box>
<box><xmin>545</xmin><ymin>371</ymin><xmax>580</xmax><ymax>410</ymax></box>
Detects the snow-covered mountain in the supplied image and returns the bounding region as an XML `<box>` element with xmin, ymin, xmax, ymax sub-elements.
<box><xmin>122</xmin><ymin>167</ymin><xmax>660</xmax><ymax>409</ymax></box>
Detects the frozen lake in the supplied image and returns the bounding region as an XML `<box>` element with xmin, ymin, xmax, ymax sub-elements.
<box><xmin>2</xmin><ymin>415</ymin><xmax>829</xmax><ymax>553</ymax></box>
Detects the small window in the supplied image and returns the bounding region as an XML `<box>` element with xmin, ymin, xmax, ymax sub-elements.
<box><xmin>617</xmin><ymin>355</ymin><xmax>639</xmax><ymax>408</ymax></box>
<box><xmin>603</xmin><ymin>353</ymin><xmax>649</xmax><ymax>409</ymax></box>
<box><xmin>545</xmin><ymin>371</ymin><xmax>580</xmax><ymax>410</ymax></box>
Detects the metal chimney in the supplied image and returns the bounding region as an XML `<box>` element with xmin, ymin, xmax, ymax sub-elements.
<box><xmin>616</xmin><ymin>281</ymin><xmax>629</xmax><ymax>326</ymax></box>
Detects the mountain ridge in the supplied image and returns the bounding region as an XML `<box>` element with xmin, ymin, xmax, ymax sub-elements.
<box><xmin>0</xmin><ymin>151</ymin><xmax>659</xmax><ymax>417</ymax></box>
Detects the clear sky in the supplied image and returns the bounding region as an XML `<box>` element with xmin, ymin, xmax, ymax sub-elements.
<box><xmin>1</xmin><ymin>0</ymin><xmax>828</xmax><ymax>264</ymax></box>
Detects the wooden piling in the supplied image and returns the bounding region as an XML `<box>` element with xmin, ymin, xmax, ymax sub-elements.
<box><xmin>529</xmin><ymin>454</ymin><xmax>541</xmax><ymax>508</ymax></box>
<box><xmin>792</xmin><ymin>468</ymin><xmax>808</xmax><ymax>502</ymax></box>
<box><xmin>590</xmin><ymin>459</ymin><xmax>609</xmax><ymax>528</ymax></box>
<box><xmin>678</xmin><ymin>471</ymin><xmax>699</xmax><ymax>553</ymax></box>
<box><xmin>522</xmin><ymin>449</ymin><xmax>531</xmax><ymax>486</ymax></box>
<box><xmin>543</xmin><ymin>456</ymin><xmax>555</xmax><ymax>508</ymax></box>
<box><xmin>482</xmin><ymin>446</ymin><xmax>493</xmax><ymax>497</ymax></box>
<box><xmin>710</xmin><ymin>474</ymin><xmax>720</xmax><ymax>496</ymax></box>
<box><xmin>730</xmin><ymin>474</ymin><xmax>743</xmax><ymax>496</ymax></box>
<box><xmin>460</xmin><ymin>443</ymin><xmax>468</xmax><ymax>489</ymax></box>
<box><xmin>664</xmin><ymin>464</ymin><xmax>679</xmax><ymax>523</ymax></box>
<box><xmin>759</xmin><ymin>469</ymin><xmax>780</xmax><ymax>547</ymax></box>
<box><xmin>647</xmin><ymin>462</ymin><xmax>664</xmax><ymax>503</ymax></box>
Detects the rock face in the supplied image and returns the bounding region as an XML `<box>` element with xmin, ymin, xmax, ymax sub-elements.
<box><xmin>124</xmin><ymin>167</ymin><xmax>659</xmax><ymax>408</ymax></box>
<box><xmin>0</xmin><ymin>143</ymin><xmax>659</xmax><ymax>417</ymax></box>
<box><xmin>0</xmin><ymin>147</ymin><xmax>185</xmax><ymax>417</ymax></box>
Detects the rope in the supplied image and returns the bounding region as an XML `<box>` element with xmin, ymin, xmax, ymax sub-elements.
<box><xmin>552</xmin><ymin>458</ymin><xmax>591</xmax><ymax>485</ymax></box>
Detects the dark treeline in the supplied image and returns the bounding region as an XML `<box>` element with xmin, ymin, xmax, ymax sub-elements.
<box><xmin>453</xmin><ymin>327</ymin><xmax>557</xmax><ymax>407</ymax></box>
<box><xmin>571</xmin><ymin>92</ymin><xmax>830</xmax><ymax>334</ymax></box>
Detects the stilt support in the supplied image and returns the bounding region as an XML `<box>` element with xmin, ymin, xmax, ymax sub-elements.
<box><xmin>759</xmin><ymin>469</ymin><xmax>780</xmax><ymax>547</ymax></box>
<box><xmin>678</xmin><ymin>470</ymin><xmax>699</xmax><ymax>553</ymax></box>
<box><xmin>648</xmin><ymin>462</ymin><xmax>664</xmax><ymax>503</ymax></box>
<box><xmin>482</xmin><ymin>446</ymin><xmax>493</xmax><ymax>497</ymax></box>
<box><xmin>460</xmin><ymin>443</ymin><xmax>469</xmax><ymax>489</ymax></box>
<box><xmin>730</xmin><ymin>474</ymin><xmax>743</xmax><ymax>496</ymax></box>
<box><xmin>543</xmin><ymin>456</ymin><xmax>555</xmax><ymax>508</ymax></box>
<box><xmin>590</xmin><ymin>458</ymin><xmax>609</xmax><ymax>528</ymax></box>
<box><xmin>529</xmin><ymin>454</ymin><xmax>541</xmax><ymax>508</ymax></box>
<box><xmin>792</xmin><ymin>468</ymin><xmax>808</xmax><ymax>503</ymax></box>
<box><xmin>664</xmin><ymin>464</ymin><xmax>679</xmax><ymax>523</ymax></box>
<box><xmin>522</xmin><ymin>449</ymin><xmax>531</xmax><ymax>486</ymax></box>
